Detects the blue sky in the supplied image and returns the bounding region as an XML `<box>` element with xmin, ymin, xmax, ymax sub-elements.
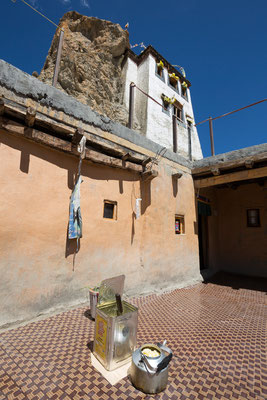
<box><xmin>1</xmin><ymin>0</ymin><xmax>266</xmax><ymax>157</ymax></box>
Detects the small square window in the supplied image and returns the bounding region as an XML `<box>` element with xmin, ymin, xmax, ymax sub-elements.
<box><xmin>103</xmin><ymin>200</ymin><xmax>117</xmax><ymax>219</ymax></box>
<box><xmin>247</xmin><ymin>209</ymin><xmax>260</xmax><ymax>227</ymax></box>
<box><xmin>175</xmin><ymin>215</ymin><xmax>185</xmax><ymax>234</ymax></box>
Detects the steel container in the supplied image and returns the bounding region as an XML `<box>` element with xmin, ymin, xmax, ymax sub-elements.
<box><xmin>89</xmin><ymin>289</ymin><xmax>99</xmax><ymax>319</ymax></box>
<box><xmin>93</xmin><ymin>275</ymin><xmax>138</xmax><ymax>371</ymax></box>
<box><xmin>130</xmin><ymin>342</ymin><xmax>173</xmax><ymax>394</ymax></box>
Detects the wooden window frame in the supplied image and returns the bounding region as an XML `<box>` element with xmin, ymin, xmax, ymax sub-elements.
<box><xmin>175</xmin><ymin>215</ymin><xmax>185</xmax><ymax>235</ymax></box>
<box><xmin>103</xmin><ymin>200</ymin><xmax>117</xmax><ymax>220</ymax></box>
<box><xmin>173</xmin><ymin>101</ymin><xmax>184</xmax><ymax>124</ymax></box>
<box><xmin>155</xmin><ymin>61</ymin><xmax>165</xmax><ymax>82</ymax></box>
<box><xmin>169</xmin><ymin>78</ymin><xmax>178</xmax><ymax>90</ymax></box>
<box><xmin>181</xmin><ymin>85</ymin><xmax>188</xmax><ymax>101</ymax></box>
<box><xmin>173</xmin><ymin>104</ymin><xmax>182</xmax><ymax>121</ymax></box>
<box><xmin>157</xmin><ymin>65</ymin><xmax>163</xmax><ymax>77</ymax></box>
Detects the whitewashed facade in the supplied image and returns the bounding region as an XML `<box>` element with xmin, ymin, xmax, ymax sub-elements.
<box><xmin>123</xmin><ymin>48</ymin><xmax>203</xmax><ymax>160</ymax></box>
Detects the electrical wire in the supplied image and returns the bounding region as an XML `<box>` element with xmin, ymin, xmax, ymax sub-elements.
<box><xmin>195</xmin><ymin>98</ymin><xmax>267</xmax><ymax>126</ymax></box>
<box><xmin>13</xmin><ymin>0</ymin><xmax>61</xmax><ymax>30</ymax></box>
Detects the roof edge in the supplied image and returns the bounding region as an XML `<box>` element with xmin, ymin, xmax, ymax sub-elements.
<box><xmin>124</xmin><ymin>45</ymin><xmax>191</xmax><ymax>86</ymax></box>
<box><xmin>0</xmin><ymin>59</ymin><xmax>192</xmax><ymax>170</ymax></box>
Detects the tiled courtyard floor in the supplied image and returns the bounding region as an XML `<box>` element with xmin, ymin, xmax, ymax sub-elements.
<box><xmin>0</xmin><ymin>273</ymin><xmax>266</xmax><ymax>400</ymax></box>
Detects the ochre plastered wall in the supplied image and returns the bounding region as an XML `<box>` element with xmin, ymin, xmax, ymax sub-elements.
<box><xmin>0</xmin><ymin>130</ymin><xmax>201</xmax><ymax>327</ymax></box>
<box><xmin>199</xmin><ymin>183</ymin><xmax>267</xmax><ymax>277</ymax></box>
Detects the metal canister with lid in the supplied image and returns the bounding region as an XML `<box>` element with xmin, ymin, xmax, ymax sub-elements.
<box><xmin>130</xmin><ymin>341</ymin><xmax>173</xmax><ymax>394</ymax></box>
<box><xmin>93</xmin><ymin>275</ymin><xmax>138</xmax><ymax>371</ymax></box>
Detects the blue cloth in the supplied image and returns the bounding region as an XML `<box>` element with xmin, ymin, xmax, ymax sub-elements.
<box><xmin>68</xmin><ymin>176</ymin><xmax>82</xmax><ymax>239</ymax></box>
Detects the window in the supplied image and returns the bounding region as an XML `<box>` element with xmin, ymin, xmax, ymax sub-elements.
<box><xmin>162</xmin><ymin>95</ymin><xmax>171</xmax><ymax>115</ymax></box>
<box><xmin>155</xmin><ymin>61</ymin><xmax>165</xmax><ymax>82</ymax></box>
<box><xmin>173</xmin><ymin>101</ymin><xmax>183</xmax><ymax>123</ymax></box>
<box><xmin>247</xmin><ymin>209</ymin><xmax>260</xmax><ymax>227</ymax></box>
<box><xmin>157</xmin><ymin>65</ymin><xmax>163</xmax><ymax>77</ymax></box>
<box><xmin>170</xmin><ymin>79</ymin><xmax>178</xmax><ymax>89</ymax></box>
<box><xmin>173</xmin><ymin>104</ymin><xmax>183</xmax><ymax>122</ymax></box>
<box><xmin>181</xmin><ymin>83</ymin><xmax>188</xmax><ymax>100</ymax></box>
<box><xmin>169</xmin><ymin>74</ymin><xmax>178</xmax><ymax>90</ymax></box>
<box><xmin>103</xmin><ymin>200</ymin><xmax>117</xmax><ymax>219</ymax></box>
<box><xmin>162</xmin><ymin>99</ymin><xmax>170</xmax><ymax>112</ymax></box>
<box><xmin>175</xmin><ymin>215</ymin><xmax>185</xmax><ymax>234</ymax></box>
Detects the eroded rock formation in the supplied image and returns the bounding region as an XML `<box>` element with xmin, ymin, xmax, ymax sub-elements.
<box><xmin>39</xmin><ymin>11</ymin><xmax>130</xmax><ymax>125</ymax></box>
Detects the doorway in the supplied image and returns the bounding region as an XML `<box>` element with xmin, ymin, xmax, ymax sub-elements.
<box><xmin>198</xmin><ymin>201</ymin><xmax>211</xmax><ymax>270</ymax></box>
<box><xmin>198</xmin><ymin>214</ymin><xmax>209</xmax><ymax>270</ymax></box>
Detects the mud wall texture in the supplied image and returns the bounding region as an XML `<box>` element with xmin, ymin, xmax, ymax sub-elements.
<box><xmin>0</xmin><ymin>130</ymin><xmax>201</xmax><ymax>327</ymax></box>
<box><xmin>200</xmin><ymin>183</ymin><xmax>267</xmax><ymax>277</ymax></box>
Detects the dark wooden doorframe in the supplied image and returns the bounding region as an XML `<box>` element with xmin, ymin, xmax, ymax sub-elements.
<box><xmin>198</xmin><ymin>214</ymin><xmax>209</xmax><ymax>270</ymax></box>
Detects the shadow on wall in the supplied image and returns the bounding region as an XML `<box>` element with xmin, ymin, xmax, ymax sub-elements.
<box><xmin>172</xmin><ymin>175</ymin><xmax>179</xmax><ymax>197</ymax></box>
<box><xmin>0</xmin><ymin>131</ymin><xmax>154</xmax><ymax>252</ymax></box>
<box><xmin>131</xmin><ymin>212</ymin><xmax>135</xmax><ymax>245</ymax></box>
<box><xmin>140</xmin><ymin>180</ymin><xmax>151</xmax><ymax>215</ymax></box>
<box><xmin>65</xmin><ymin>228</ymin><xmax>81</xmax><ymax>257</ymax></box>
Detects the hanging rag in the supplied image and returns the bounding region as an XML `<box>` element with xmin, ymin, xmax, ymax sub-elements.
<box><xmin>135</xmin><ymin>198</ymin><xmax>142</xmax><ymax>219</ymax></box>
<box><xmin>68</xmin><ymin>175</ymin><xmax>82</xmax><ymax>239</ymax></box>
<box><xmin>68</xmin><ymin>134</ymin><xmax>86</xmax><ymax>241</ymax></box>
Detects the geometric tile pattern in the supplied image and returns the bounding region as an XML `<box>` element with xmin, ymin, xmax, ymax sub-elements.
<box><xmin>1</xmin><ymin>274</ymin><xmax>266</xmax><ymax>399</ymax></box>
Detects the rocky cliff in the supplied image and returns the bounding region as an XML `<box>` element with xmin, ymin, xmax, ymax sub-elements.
<box><xmin>39</xmin><ymin>12</ymin><xmax>130</xmax><ymax>125</ymax></box>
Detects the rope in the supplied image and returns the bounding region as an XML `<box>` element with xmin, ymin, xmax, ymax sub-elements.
<box><xmin>14</xmin><ymin>0</ymin><xmax>62</xmax><ymax>30</ymax></box>
<box><xmin>133</xmin><ymin>83</ymin><xmax>163</xmax><ymax>108</ymax></box>
<box><xmin>133</xmin><ymin>83</ymin><xmax>185</xmax><ymax>125</ymax></box>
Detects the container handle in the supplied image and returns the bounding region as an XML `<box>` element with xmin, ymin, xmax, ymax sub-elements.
<box><xmin>156</xmin><ymin>342</ymin><xmax>173</xmax><ymax>372</ymax></box>
<box><xmin>141</xmin><ymin>343</ymin><xmax>173</xmax><ymax>374</ymax></box>
<box><xmin>156</xmin><ymin>353</ymin><xmax>173</xmax><ymax>372</ymax></box>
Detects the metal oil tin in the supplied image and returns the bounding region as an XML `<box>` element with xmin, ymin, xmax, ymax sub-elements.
<box><xmin>93</xmin><ymin>275</ymin><xmax>138</xmax><ymax>371</ymax></box>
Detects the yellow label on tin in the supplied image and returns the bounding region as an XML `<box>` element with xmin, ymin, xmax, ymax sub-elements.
<box><xmin>95</xmin><ymin>315</ymin><xmax>108</xmax><ymax>361</ymax></box>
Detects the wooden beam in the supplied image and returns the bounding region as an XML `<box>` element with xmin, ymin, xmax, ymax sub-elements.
<box><xmin>84</xmin><ymin>149</ymin><xmax>142</xmax><ymax>172</ymax></box>
<box><xmin>25</xmin><ymin>107</ymin><xmax>36</xmax><ymax>127</ymax></box>
<box><xmin>72</xmin><ymin>127</ymin><xmax>85</xmax><ymax>144</ymax></box>
<box><xmin>245</xmin><ymin>160</ymin><xmax>254</xmax><ymax>169</ymax></box>
<box><xmin>0</xmin><ymin>97</ymin><xmax>4</xmax><ymax>116</ymax></box>
<box><xmin>211</xmin><ymin>167</ymin><xmax>220</xmax><ymax>176</ymax></box>
<box><xmin>194</xmin><ymin>166</ymin><xmax>267</xmax><ymax>188</ymax></box>
<box><xmin>141</xmin><ymin>169</ymin><xmax>158</xmax><ymax>182</ymax></box>
<box><xmin>142</xmin><ymin>157</ymin><xmax>152</xmax><ymax>167</ymax></box>
<box><xmin>172</xmin><ymin>172</ymin><xmax>182</xmax><ymax>179</ymax></box>
<box><xmin>1</xmin><ymin>100</ymin><xmax>148</xmax><ymax>163</ymax></box>
<box><xmin>122</xmin><ymin>152</ymin><xmax>130</xmax><ymax>161</ymax></box>
<box><xmin>0</xmin><ymin>118</ymin><xmax>24</xmax><ymax>136</ymax></box>
<box><xmin>0</xmin><ymin>116</ymin><xmax>142</xmax><ymax>173</ymax></box>
<box><xmin>192</xmin><ymin>153</ymin><xmax>267</xmax><ymax>176</ymax></box>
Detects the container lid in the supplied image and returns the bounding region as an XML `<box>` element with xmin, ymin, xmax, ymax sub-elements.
<box><xmin>98</xmin><ymin>274</ymin><xmax>125</xmax><ymax>305</ymax></box>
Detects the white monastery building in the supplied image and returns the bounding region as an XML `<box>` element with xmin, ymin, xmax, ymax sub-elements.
<box><xmin>122</xmin><ymin>45</ymin><xmax>203</xmax><ymax>161</ymax></box>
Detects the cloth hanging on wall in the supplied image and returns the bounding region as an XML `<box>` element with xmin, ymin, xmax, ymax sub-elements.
<box><xmin>135</xmin><ymin>198</ymin><xmax>142</xmax><ymax>219</ymax></box>
<box><xmin>68</xmin><ymin>176</ymin><xmax>82</xmax><ymax>239</ymax></box>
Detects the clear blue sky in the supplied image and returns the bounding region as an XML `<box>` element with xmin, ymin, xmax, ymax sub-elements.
<box><xmin>1</xmin><ymin>0</ymin><xmax>266</xmax><ymax>157</ymax></box>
